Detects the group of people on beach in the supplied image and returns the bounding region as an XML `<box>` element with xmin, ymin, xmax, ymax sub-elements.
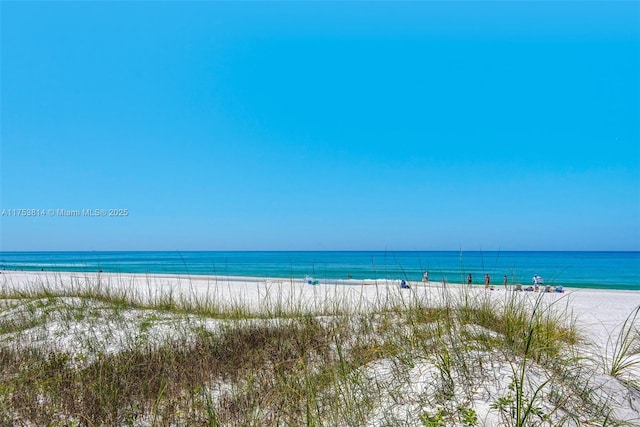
<box><xmin>464</xmin><ymin>273</ymin><xmax>563</xmax><ymax>292</ymax></box>
<box><xmin>400</xmin><ymin>271</ymin><xmax>563</xmax><ymax>293</ymax></box>
<box><xmin>519</xmin><ymin>275</ymin><xmax>564</xmax><ymax>293</ymax></box>
<box><xmin>464</xmin><ymin>273</ymin><xmax>508</xmax><ymax>290</ymax></box>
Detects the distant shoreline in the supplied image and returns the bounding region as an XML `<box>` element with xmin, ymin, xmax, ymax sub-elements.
<box><xmin>1</xmin><ymin>268</ymin><xmax>638</xmax><ymax>292</ymax></box>
<box><xmin>3</xmin><ymin>268</ymin><xmax>640</xmax><ymax>291</ymax></box>
<box><xmin>1</xmin><ymin>250</ymin><xmax>638</xmax><ymax>291</ymax></box>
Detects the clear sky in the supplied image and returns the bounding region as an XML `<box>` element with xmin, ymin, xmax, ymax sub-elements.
<box><xmin>1</xmin><ymin>1</ymin><xmax>638</xmax><ymax>251</ymax></box>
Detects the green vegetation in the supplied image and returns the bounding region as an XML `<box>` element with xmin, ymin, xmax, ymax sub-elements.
<box><xmin>0</xmin><ymin>275</ymin><xmax>637</xmax><ymax>426</ymax></box>
<box><xmin>605</xmin><ymin>306</ymin><xmax>640</xmax><ymax>387</ymax></box>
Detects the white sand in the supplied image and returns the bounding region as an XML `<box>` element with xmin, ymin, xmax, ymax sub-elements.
<box><xmin>1</xmin><ymin>270</ymin><xmax>639</xmax><ymax>425</ymax></box>
<box><xmin>1</xmin><ymin>270</ymin><xmax>638</xmax><ymax>351</ymax></box>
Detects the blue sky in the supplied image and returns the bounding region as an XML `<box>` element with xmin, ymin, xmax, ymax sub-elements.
<box><xmin>1</xmin><ymin>1</ymin><xmax>638</xmax><ymax>251</ymax></box>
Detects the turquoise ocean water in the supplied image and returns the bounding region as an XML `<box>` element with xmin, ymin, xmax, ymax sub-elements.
<box><xmin>0</xmin><ymin>251</ymin><xmax>638</xmax><ymax>291</ymax></box>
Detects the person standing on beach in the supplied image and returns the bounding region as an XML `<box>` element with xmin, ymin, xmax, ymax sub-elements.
<box><xmin>423</xmin><ymin>271</ymin><xmax>429</xmax><ymax>283</ymax></box>
<box><xmin>503</xmin><ymin>275</ymin><xmax>508</xmax><ymax>289</ymax></box>
<box><xmin>467</xmin><ymin>273</ymin><xmax>472</xmax><ymax>286</ymax></box>
<box><xmin>484</xmin><ymin>274</ymin><xmax>490</xmax><ymax>289</ymax></box>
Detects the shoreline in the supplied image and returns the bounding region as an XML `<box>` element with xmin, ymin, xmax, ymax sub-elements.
<box><xmin>2</xmin><ymin>250</ymin><xmax>638</xmax><ymax>291</ymax></box>
<box><xmin>1</xmin><ymin>268</ymin><xmax>638</xmax><ymax>291</ymax></box>
<box><xmin>3</xmin><ymin>269</ymin><xmax>640</xmax><ymax>297</ymax></box>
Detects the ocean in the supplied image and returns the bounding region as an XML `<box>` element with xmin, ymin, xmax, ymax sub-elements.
<box><xmin>0</xmin><ymin>251</ymin><xmax>638</xmax><ymax>291</ymax></box>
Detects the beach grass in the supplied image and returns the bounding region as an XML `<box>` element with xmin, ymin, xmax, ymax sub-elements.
<box><xmin>0</xmin><ymin>273</ymin><xmax>638</xmax><ymax>426</ymax></box>
<box><xmin>605</xmin><ymin>305</ymin><xmax>640</xmax><ymax>386</ymax></box>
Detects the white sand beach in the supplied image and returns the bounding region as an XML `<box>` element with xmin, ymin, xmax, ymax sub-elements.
<box><xmin>1</xmin><ymin>270</ymin><xmax>639</xmax><ymax>425</ymax></box>
<box><xmin>2</xmin><ymin>270</ymin><xmax>638</xmax><ymax>349</ymax></box>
